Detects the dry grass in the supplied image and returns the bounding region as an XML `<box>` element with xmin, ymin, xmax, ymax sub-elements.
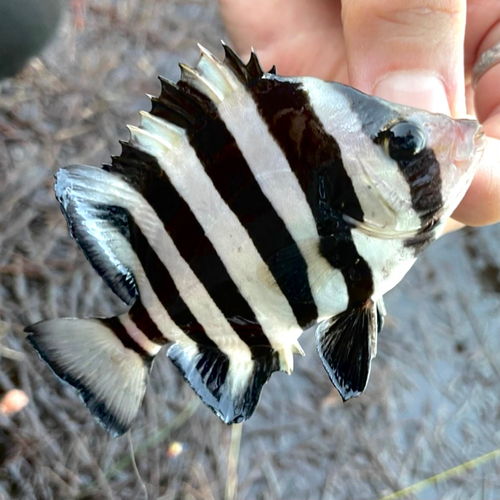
<box><xmin>1</xmin><ymin>1</ymin><xmax>499</xmax><ymax>499</ymax></box>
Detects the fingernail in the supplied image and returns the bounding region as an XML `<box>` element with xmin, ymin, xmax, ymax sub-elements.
<box><xmin>374</xmin><ymin>72</ymin><xmax>450</xmax><ymax>115</ymax></box>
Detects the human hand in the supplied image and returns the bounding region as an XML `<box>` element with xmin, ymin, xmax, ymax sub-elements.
<box><xmin>218</xmin><ymin>0</ymin><xmax>499</xmax><ymax>232</ymax></box>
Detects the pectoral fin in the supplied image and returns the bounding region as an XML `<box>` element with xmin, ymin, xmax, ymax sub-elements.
<box><xmin>316</xmin><ymin>301</ymin><xmax>377</xmax><ymax>401</ymax></box>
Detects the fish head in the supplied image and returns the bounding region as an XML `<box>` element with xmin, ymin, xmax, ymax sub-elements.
<box><xmin>335</xmin><ymin>86</ymin><xmax>485</xmax><ymax>239</ymax></box>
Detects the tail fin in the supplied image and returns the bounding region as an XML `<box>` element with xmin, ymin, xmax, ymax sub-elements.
<box><xmin>26</xmin><ymin>316</ymin><xmax>157</xmax><ymax>436</ymax></box>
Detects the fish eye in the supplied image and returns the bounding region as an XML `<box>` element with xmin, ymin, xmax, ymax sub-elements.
<box><xmin>383</xmin><ymin>121</ymin><xmax>426</xmax><ymax>161</ymax></box>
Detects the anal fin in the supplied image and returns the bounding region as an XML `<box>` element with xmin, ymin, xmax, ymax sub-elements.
<box><xmin>167</xmin><ymin>343</ymin><xmax>279</xmax><ymax>423</ymax></box>
<box><xmin>316</xmin><ymin>301</ymin><xmax>377</xmax><ymax>401</ymax></box>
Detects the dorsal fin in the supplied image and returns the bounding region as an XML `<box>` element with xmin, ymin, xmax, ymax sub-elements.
<box><xmin>107</xmin><ymin>42</ymin><xmax>270</xmax><ymax>169</ymax></box>
<box><xmin>54</xmin><ymin>166</ymin><xmax>138</xmax><ymax>305</ymax></box>
<box><xmin>109</xmin><ymin>43</ymin><xmax>271</xmax><ymax>209</ymax></box>
<box><xmin>151</xmin><ymin>42</ymin><xmax>268</xmax><ymax>131</ymax></box>
<box><xmin>57</xmin><ymin>44</ymin><xmax>274</xmax><ymax>306</ymax></box>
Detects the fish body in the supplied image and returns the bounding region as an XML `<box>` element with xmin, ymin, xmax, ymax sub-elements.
<box><xmin>26</xmin><ymin>44</ymin><xmax>484</xmax><ymax>436</ymax></box>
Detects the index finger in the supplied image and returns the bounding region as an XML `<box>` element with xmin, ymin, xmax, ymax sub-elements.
<box><xmin>341</xmin><ymin>0</ymin><xmax>467</xmax><ymax>115</ymax></box>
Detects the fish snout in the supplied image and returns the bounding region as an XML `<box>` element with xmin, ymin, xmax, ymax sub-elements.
<box><xmin>453</xmin><ymin>119</ymin><xmax>485</xmax><ymax>164</ymax></box>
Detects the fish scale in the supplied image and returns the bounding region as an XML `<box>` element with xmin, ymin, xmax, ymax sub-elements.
<box><xmin>25</xmin><ymin>43</ymin><xmax>484</xmax><ymax>436</ymax></box>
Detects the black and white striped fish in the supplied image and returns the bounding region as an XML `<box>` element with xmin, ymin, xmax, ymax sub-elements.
<box><xmin>25</xmin><ymin>44</ymin><xmax>484</xmax><ymax>436</ymax></box>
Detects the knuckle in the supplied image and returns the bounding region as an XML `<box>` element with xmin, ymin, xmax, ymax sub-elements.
<box><xmin>342</xmin><ymin>0</ymin><xmax>464</xmax><ymax>32</ymax></box>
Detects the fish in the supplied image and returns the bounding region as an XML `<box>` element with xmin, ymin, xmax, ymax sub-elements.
<box><xmin>25</xmin><ymin>43</ymin><xmax>484</xmax><ymax>437</ymax></box>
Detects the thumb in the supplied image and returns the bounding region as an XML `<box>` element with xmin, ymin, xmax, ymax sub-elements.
<box><xmin>341</xmin><ymin>0</ymin><xmax>467</xmax><ymax>116</ymax></box>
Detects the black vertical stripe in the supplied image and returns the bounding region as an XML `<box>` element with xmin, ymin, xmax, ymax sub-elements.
<box><xmin>100</xmin><ymin>317</ymin><xmax>153</xmax><ymax>361</ymax></box>
<box><xmin>151</xmin><ymin>79</ymin><xmax>318</xmax><ymax>328</ymax></box>
<box><xmin>394</xmin><ymin>149</ymin><xmax>443</xmax><ymax>225</ymax></box>
<box><xmin>315</xmin><ymin>191</ymin><xmax>374</xmax><ymax>307</ymax></box>
<box><xmin>129</xmin><ymin>297</ymin><xmax>168</xmax><ymax>345</ymax></box>
<box><xmin>187</xmin><ymin>123</ymin><xmax>318</xmax><ymax>327</ymax></box>
<box><xmin>128</xmin><ymin>214</ymin><xmax>217</xmax><ymax>348</ymax></box>
<box><xmin>394</xmin><ymin>149</ymin><xmax>442</xmax><ymax>256</ymax></box>
<box><xmin>245</xmin><ymin>76</ymin><xmax>374</xmax><ymax>306</ymax></box>
<box><xmin>107</xmin><ymin>147</ymin><xmax>273</xmax><ymax>351</ymax></box>
<box><xmin>397</xmin><ymin>149</ymin><xmax>442</xmax><ymax>256</ymax></box>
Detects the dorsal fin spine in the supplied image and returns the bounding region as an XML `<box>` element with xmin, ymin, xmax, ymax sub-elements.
<box><xmin>247</xmin><ymin>50</ymin><xmax>263</xmax><ymax>79</ymax></box>
<box><xmin>196</xmin><ymin>45</ymin><xmax>240</xmax><ymax>96</ymax></box>
<box><xmin>150</xmin><ymin>43</ymin><xmax>267</xmax><ymax>134</ymax></box>
<box><xmin>220</xmin><ymin>41</ymin><xmax>248</xmax><ymax>82</ymax></box>
<box><xmin>126</xmin><ymin>125</ymin><xmax>171</xmax><ymax>160</ymax></box>
<box><xmin>138</xmin><ymin>110</ymin><xmax>184</xmax><ymax>147</ymax></box>
<box><xmin>179</xmin><ymin>62</ymin><xmax>224</xmax><ymax>103</ymax></box>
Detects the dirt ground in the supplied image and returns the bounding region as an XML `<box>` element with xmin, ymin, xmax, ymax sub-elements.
<box><xmin>0</xmin><ymin>1</ymin><xmax>499</xmax><ymax>499</ymax></box>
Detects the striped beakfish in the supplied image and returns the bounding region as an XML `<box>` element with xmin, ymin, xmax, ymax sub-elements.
<box><xmin>25</xmin><ymin>44</ymin><xmax>484</xmax><ymax>436</ymax></box>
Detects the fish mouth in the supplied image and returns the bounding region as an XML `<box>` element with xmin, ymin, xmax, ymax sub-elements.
<box><xmin>453</xmin><ymin>119</ymin><xmax>485</xmax><ymax>163</ymax></box>
<box><xmin>443</xmin><ymin>120</ymin><xmax>485</xmax><ymax>219</ymax></box>
<box><xmin>474</xmin><ymin>128</ymin><xmax>486</xmax><ymax>148</ymax></box>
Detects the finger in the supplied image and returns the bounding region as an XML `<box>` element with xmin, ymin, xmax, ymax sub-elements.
<box><xmin>459</xmin><ymin>73</ymin><xmax>500</xmax><ymax>226</ymax></box>
<box><xmin>442</xmin><ymin>218</ymin><xmax>465</xmax><ymax>234</ymax></box>
<box><xmin>341</xmin><ymin>0</ymin><xmax>467</xmax><ymax>115</ymax></box>
<box><xmin>452</xmin><ymin>135</ymin><xmax>500</xmax><ymax>226</ymax></box>
<box><xmin>218</xmin><ymin>0</ymin><xmax>347</xmax><ymax>80</ymax></box>
<box><xmin>457</xmin><ymin>3</ymin><xmax>500</xmax><ymax>225</ymax></box>
<box><xmin>472</xmin><ymin>24</ymin><xmax>500</xmax><ymax>123</ymax></box>
<box><xmin>451</xmin><ymin>75</ymin><xmax>499</xmax><ymax>227</ymax></box>
<box><xmin>463</xmin><ymin>0</ymin><xmax>499</xmax><ymax>76</ymax></box>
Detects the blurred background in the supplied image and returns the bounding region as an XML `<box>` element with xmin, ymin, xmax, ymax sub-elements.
<box><xmin>0</xmin><ymin>1</ymin><xmax>499</xmax><ymax>499</ymax></box>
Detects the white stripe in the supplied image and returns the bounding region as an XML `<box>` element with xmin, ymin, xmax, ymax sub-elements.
<box><xmin>118</xmin><ymin>314</ymin><xmax>162</xmax><ymax>356</ymax></box>
<box><xmin>130</xmin><ymin>119</ymin><xmax>302</xmax><ymax>369</ymax></box>
<box><xmin>96</xmin><ymin>227</ymin><xmax>193</xmax><ymax>348</ymax></box>
<box><xmin>116</xmin><ymin>236</ymin><xmax>194</xmax><ymax>347</ymax></box>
